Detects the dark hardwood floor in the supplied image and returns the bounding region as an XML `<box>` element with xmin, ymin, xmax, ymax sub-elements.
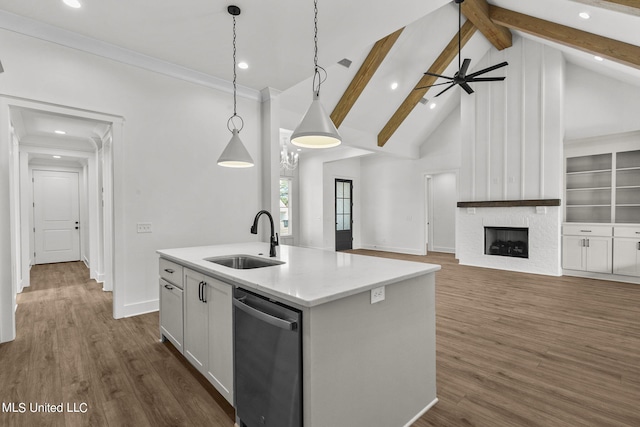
<box><xmin>1</xmin><ymin>254</ymin><xmax>639</xmax><ymax>426</ymax></box>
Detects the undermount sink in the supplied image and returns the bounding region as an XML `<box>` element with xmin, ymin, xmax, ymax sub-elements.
<box><xmin>204</xmin><ymin>254</ymin><xmax>285</xmax><ymax>269</ymax></box>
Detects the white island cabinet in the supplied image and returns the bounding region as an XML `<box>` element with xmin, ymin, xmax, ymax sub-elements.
<box><xmin>158</xmin><ymin>243</ymin><xmax>440</xmax><ymax>427</ymax></box>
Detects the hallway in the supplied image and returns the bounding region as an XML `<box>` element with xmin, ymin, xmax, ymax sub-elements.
<box><xmin>0</xmin><ymin>262</ymin><xmax>234</xmax><ymax>427</ymax></box>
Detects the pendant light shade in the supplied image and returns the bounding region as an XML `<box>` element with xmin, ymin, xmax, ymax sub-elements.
<box><xmin>291</xmin><ymin>0</ymin><xmax>342</xmax><ymax>149</ymax></box>
<box><xmin>218</xmin><ymin>128</ymin><xmax>254</xmax><ymax>167</ymax></box>
<box><xmin>217</xmin><ymin>5</ymin><xmax>254</xmax><ymax>168</ymax></box>
<box><xmin>291</xmin><ymin>93</ymin><xmax>341</xmax><ymax>148</ymax></box>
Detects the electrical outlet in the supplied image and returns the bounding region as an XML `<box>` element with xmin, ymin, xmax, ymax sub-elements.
<box><xmin>371</xmin><ymin>286</ymin><xmax>385</xmax><ymax>304</ymax></box>
<box><xmin>137</xmin><ymin>223</ymin><xmax>152</xmax><ymax>233</ymax></box>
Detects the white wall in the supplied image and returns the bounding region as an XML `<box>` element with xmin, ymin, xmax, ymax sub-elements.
<box><xmin>0</xmin><ymin>28</ymin><xmax>263</xmax><ymax>334</ymax></box>
<box><xmin>565</xmin><ymin>62</ymin><xmax>640</xmax><ymax>140</ymax></box>
<box><xmin>297</xmin><ymin>146</ymin><xmax>368</xmax><ymax>250</ymax></box>
<box><xmin>459</xmin><ymin>36</ymin><xmax>564</xmax><ymax>202</ymax></box>
<box><xmin>359</xmin><ymin>107</ymin><xmax>461</xmax><ymax>255</ymax></box>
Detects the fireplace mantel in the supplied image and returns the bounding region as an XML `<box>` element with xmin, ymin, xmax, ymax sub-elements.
<box><xmin>457</xmin><ymin>199</ymin><xmax>561</xmax><ymax>208</ymax></box>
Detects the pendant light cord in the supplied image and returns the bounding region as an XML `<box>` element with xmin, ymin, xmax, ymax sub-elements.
<box><xmin>228</xmin><ymin>13</ymin><xmax>243</xmax><ymax>132</ymax></box>
<box><xmin>312</xmin><ymin>0</ymin><xmax>327</xmax><ymax>96</ymax></box>
<box><xmin>232</xmin><ymin>15</ymin><xmax>238</xmax><ymax>118</ymax></box>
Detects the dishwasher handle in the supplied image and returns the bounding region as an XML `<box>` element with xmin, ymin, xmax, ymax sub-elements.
<box><xmin>233</xmin><ymin>297</ymin><xmax>297</xmax><ymax>331</ymax></box>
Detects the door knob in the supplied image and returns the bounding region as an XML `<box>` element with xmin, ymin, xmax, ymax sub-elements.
<box><xmin>75</xmin><ymin>226</ymin><xmax>79</xmax><ymax>230</ymax></box>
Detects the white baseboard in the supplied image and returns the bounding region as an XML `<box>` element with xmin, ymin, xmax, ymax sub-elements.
<box><xmin>432</xmin><ymin>246</ymin><xmax>455</xmax><ymax>254</ymax></box>
<box><xmin>360</xmin><ymin>244</ymin><xmax>425</xmax><ymax>256</ymax></box>
<box><xmin>96</xmin><ymin>272</ymin><xmax>105</xmax><ymax>284</ymax></box>
<box><xmin>403</xmin><ymin>397</ymin><xmax>439</xmax><ymax>427</ymax></box>
<box><xmin>563</xmin><ymin>269</ymin><xmax>640</xmax><ymax>284</ymax></box>
<box><xmin>122</xmin><ymin>299</ymin><xmax>159</xmax><ymax>318</ymax></box>
<box><xmin>82</xmin><ymin>257</ymin><xmax>90</xmax><ymax>268</ymax></box>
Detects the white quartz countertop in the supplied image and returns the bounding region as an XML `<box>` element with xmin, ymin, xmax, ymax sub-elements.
<box><xmin>157</xmin><ymin>242</ymin><xmax>440</xmax><ymax>307</ymax></box>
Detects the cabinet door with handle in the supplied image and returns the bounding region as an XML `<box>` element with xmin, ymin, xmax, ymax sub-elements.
<box><xmin>585</xmin><ymin>237</ymin><xmax>612</xmax><ymax>274</ymax></box>
<box><xmin>613</xmin><ymin>239</ymin><xmax>640</xmax><ymax>277</ymax></box>
<box><xmin>184</xmin><ymin>268</ymin><xmax>208</xmax><ymax>374</ymax></box>
<box><xmin>207</xmin><ymin>278</ymin><xmax>234</xmax><ymax>404</ymax></box>
<box><xmin>562</xmin><ymin>236</ymin><xmax>586</xmax><ymax>271</ymax></box>
<box><xmin>160</xmin><ymin>279</ymin><xmax>184</xmax><ymax>353</ymax></box>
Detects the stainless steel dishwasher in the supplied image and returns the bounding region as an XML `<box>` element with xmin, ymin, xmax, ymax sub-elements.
<box><xmin>233</xmin><ymin>288</ymin><xmax>302</xmax><ymax>427</ymax></box>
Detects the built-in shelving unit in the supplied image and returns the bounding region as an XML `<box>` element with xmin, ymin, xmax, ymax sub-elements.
<box><xmin>616</xmin><ymin>150</ymin><xmax>640</xmax><ymax>223</ymax></box>
<box><xmin>563</xmin><ymin>134</ymin><xmax>640</xmax><ymax>283</ymax></box>
<box><xmin>565</xmin><ymin>153</ymin><xmax>612</xmax><ymax>223</ymax></box>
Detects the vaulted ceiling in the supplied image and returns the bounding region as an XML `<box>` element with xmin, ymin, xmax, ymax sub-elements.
<box><xmin>1</xmin><ymin>0</ymin><xmax>639</xmax><ymax>159</ymax></box>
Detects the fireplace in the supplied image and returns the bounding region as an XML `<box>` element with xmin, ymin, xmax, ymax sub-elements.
<box><xmin>484</xmin><ymin>227</ymin><xmax>529</xmax><ymax>258</ymax></box>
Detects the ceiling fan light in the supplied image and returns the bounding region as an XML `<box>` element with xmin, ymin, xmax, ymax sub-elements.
<box><xmin>217</xmin><ymin>128</ymin><xmax>254</xmax><ymax>168</ymax></box>
<box><xmin>291</xmin><ymin>93</ymin><xmax>341</xmax><ymax>149</ymax></box>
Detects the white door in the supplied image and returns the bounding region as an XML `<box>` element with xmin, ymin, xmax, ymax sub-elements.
<box><xmin>33</xmin><ymin>170</ymin><xmax>81</xmax><ymax>264</ymax></box>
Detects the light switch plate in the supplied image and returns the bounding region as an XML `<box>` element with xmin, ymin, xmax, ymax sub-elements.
<box><xmin>371</xmin><ymin>286</ymin><xmax>385</xmax><ymax>304</ymax></box>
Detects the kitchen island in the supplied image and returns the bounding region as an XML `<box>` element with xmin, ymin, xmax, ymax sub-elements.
<box><xmin>158</xmin><ymin>242</ymin><xmax>440</xmax><ymax>427</ymax></box>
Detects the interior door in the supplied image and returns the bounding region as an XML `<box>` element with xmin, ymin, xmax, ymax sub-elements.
<box><xmin>335</xmin><ymin>179</ymin><xmax>353</xmax><ymax>251</ymax></box>
<box><xmin>33</xmin><ymin>170</ymin><xmax>81</xmax><ymax>264</ymax></box>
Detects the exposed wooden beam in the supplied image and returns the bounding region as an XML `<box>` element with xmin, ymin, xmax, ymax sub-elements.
<box><xmin>331</xmin><ymin>28</ymin><xmax>405</xmax><ymax>128</ymax></box>
<box><xmin>461</xmin><ymin>0</ymin><xmax>512</xmax><ymax>50</ymax></box>
<box><xmin>489</xmin><ymin>5</ymin><xmax>640</xmax><ymax>70</ymax></box>
<box><xmin>569</xmin><ymin>0</ymin><xmax>640</xmax><ymax>16</ymax></box>
<box><xmin>377</xmin><ymin>20</ymin><xmax>477</xmax><ymax>147</ymax></box>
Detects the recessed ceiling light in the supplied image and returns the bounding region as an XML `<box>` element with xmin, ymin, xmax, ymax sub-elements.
<box><xmin>390</xmin><ymin>82</ymin><xmax>399</xmax><ymax>90</ymax></box>
<box><xmin>238</xmin><ymin>62</ymin><xmax>249</xmax><ymax>69</ymax></box>
<box><xmin>63</xmin><ymin>0</ymin><xmax>82</xmax><ymax>8</ymax></box>
<box><xmin>429</xmin><ymin>102</ymin><xmax>437</xmax><ymax>110</ymax></box>
<box><xmin>296</xmin><ymin>148</ymin><xmax>302</xmax><ymax>152</ymax></box>
<box><xmin>54</xmin><ymin>130</ymin><xmax>66</xmax><ymax>134</ymax></box>
<box><xmin>579</xmin><ymin>12</ymin><xmax>590</xmax><ymax>19</ymax></box>
<box><xmin>594</xmin><ymin>55</ymin><xmax>604</xmax><ymax>62</ymax></box>
<box><xmin>53</xmin><ymin>155</ymin><xmax>61</xmax><ymax>159</ymax></box>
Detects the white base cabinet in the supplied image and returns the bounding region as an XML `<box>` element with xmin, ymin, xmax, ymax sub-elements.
<box><xmin>562</xmin><ymin>225</ymin><xmax>612</xmax><ymax>274</ymax></box>
<box><xmin>613</xmin><ymin>226</ymin><xmax>640</xmax><ymax>277</ymax></box>
<box><xmin>184</xmin><ymin>268</ymin><xmax>234</xmax><ymax>404</ymax></box>
<box><xmin>159</xmin><ymin>259</ymin><xmax>184</xmax><ymax>353</ymax></box>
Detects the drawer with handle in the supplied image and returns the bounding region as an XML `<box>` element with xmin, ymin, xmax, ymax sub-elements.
<box><xmin>563</xmin><ymin>224</ymin><xmax>612</xmax><ymax>237</ymax></box>
<box><xmin>613</xmin><ymin>226</ymin><xmax>640</xmax><ymax>238</ymax></box>
<box><xmin>159</xmin><ymin>258</ymin><xmax>184</xmax><ymax>288</ymax></box>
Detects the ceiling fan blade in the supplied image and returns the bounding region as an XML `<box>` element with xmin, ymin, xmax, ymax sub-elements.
<box><xmin>423</xmin><ymin>71</ymin><xmax>454</xmax><ymax>80</ymax></box>
<box><xmin>460</xmin><ymin>81</ymin><xmax>474</xmax><ymax>95</ymax></box>
<box><xmin>459</xmin><ymin>58</ymin><xmax>471</xmax><ymax>78</ymax></box>
<box><xmin>435</xmin><ymin>83</ymin><xmax>457</xmax><ymax>97</ymax></box>
<box><xmin>467</xmin><ymin>61</ymin><xmax>509</xmax><ymax>78</ymax></box>
<box><xmin>467</xmin><ymin>77</ymin><xmax>506</xmax><ymax>82</ymax></box>
<box><xmin>414</xmin><ymin>82</ymin><xmax>456</xmax><ymax>90</ymax></box>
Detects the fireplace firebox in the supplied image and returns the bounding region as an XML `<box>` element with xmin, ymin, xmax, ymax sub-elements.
<box><xmin>484</xmin><ymin>227</ymin><xmax>529</xmax><ymax>258</ymax></box>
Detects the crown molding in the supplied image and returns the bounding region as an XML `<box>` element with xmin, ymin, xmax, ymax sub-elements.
<box><xmin>0</xmin><ymin>10</ymin><xmax>262</xmax><ymax>101</ymax></box>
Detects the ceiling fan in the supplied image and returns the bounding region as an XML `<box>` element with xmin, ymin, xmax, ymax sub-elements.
<box><xmin>417</xmin><ymin>0</ymin><xmax>508</xmax><ymax>97</ymax></box>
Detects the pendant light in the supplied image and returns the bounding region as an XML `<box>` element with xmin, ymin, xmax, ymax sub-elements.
<box><xmin>217</xmin><ymin>5</ymin><xmax>254</xmax><ymax>168</ymax></box>
<box><xmin>290</xmin><ymin>0</ymin><xmax>342</xmax><ymax>149</ymax></box>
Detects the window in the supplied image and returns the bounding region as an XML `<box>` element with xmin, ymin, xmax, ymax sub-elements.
<box><xmin>280</xmin><ymin>178</ymin><xmax>292</xmax><ymax>236</ymax></box>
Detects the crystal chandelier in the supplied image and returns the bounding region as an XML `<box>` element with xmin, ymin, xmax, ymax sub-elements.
<box><xmin>280</xmin><ymin>144</ymin><xmax>299</xmax><ymax>170</ymax></box>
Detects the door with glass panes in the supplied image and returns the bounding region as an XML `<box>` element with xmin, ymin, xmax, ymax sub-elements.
<box><xmin>335</xmin><ymin>179</ymin><xmax>353</xmax><ymax>251</ymax></box>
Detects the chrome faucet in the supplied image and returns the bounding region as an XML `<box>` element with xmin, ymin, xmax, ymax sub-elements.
<box><xmin>250</xmin><ymin>210</ymin><xmax>279</xmax><ymax>257</ymax></box>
